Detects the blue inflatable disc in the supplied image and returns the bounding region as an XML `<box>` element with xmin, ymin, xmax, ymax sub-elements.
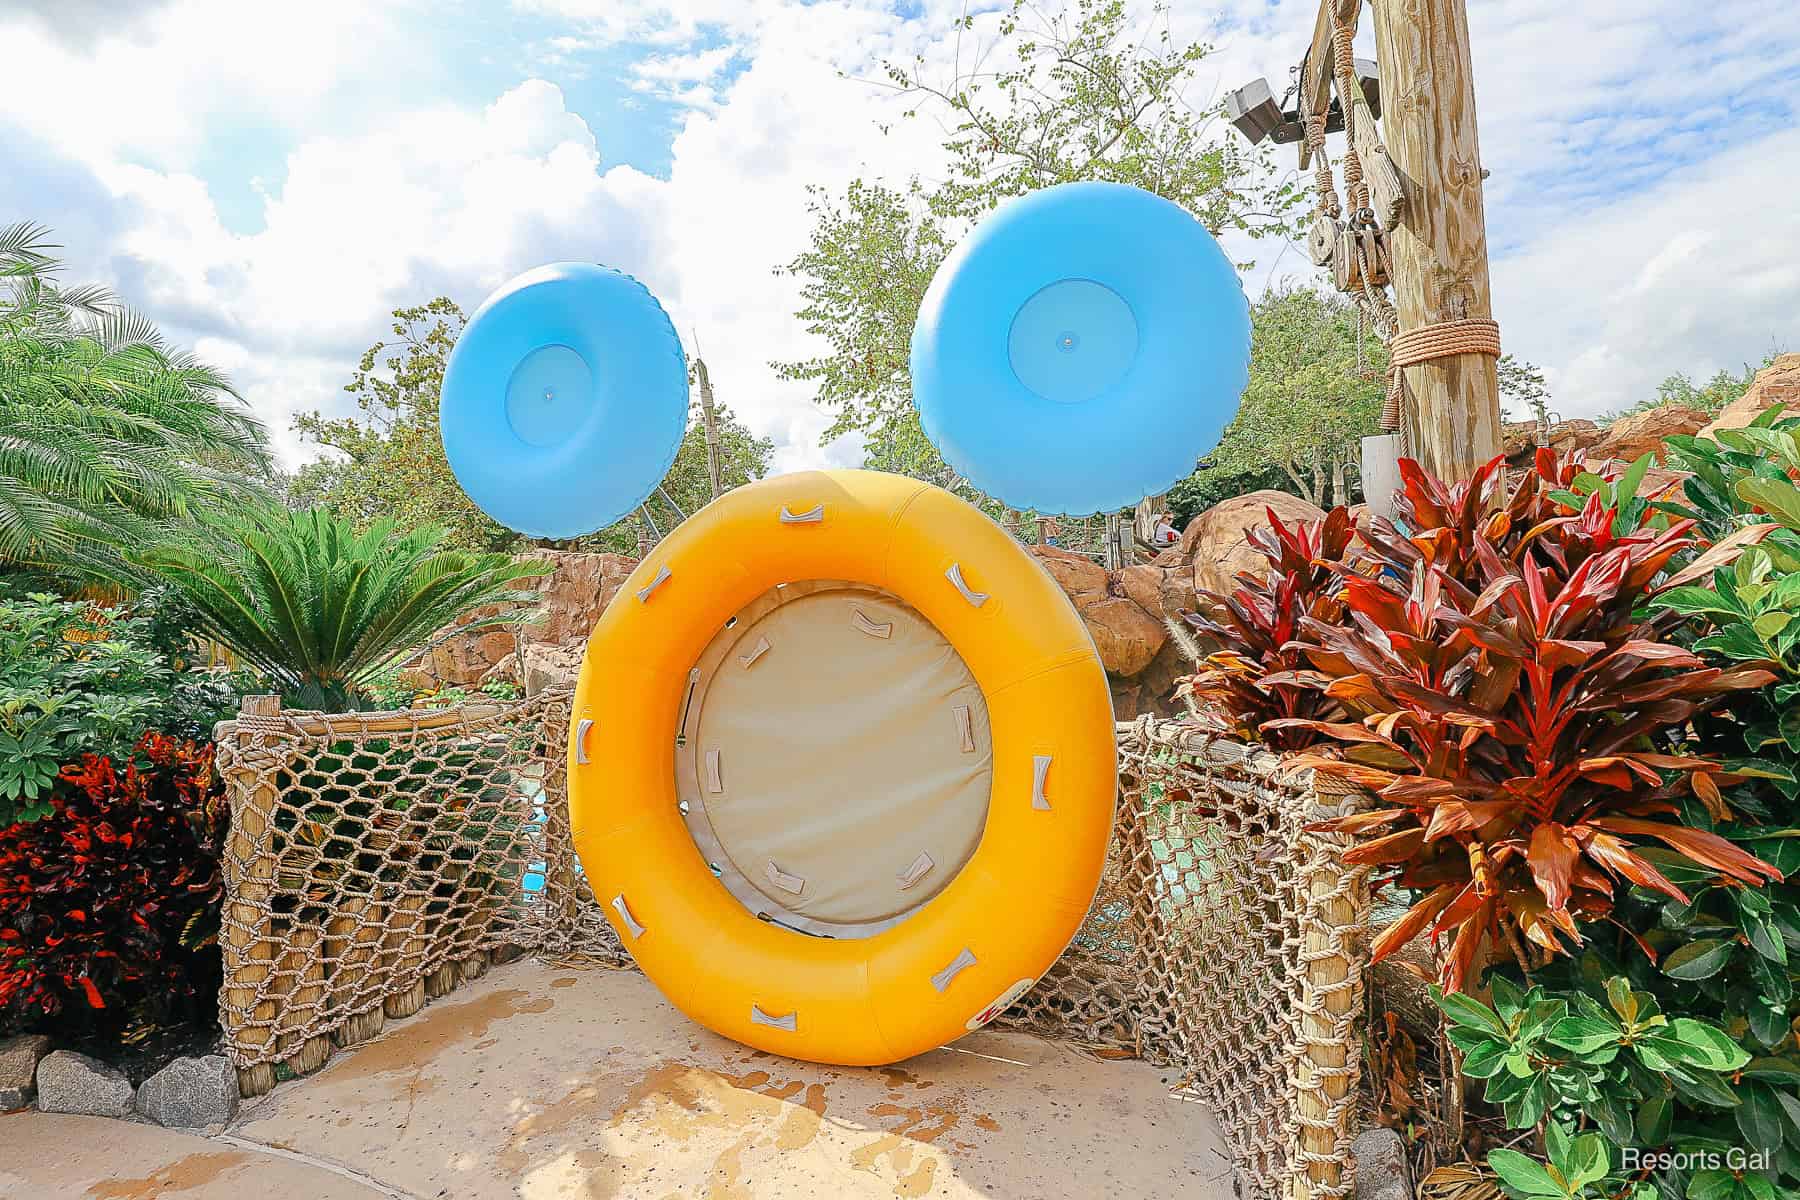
<box><xmin>440</xmin><ymin>263</ymin><xmax>687</xmax><ymax>539</ymax></box>
<box><xmin>910</xmin><ymin>181</ymin><xmax>1250</xmax><ymax>515</ymax></box>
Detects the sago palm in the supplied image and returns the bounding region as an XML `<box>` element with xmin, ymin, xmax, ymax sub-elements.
<box><xmin>132</xmin><ymin>501</ymin><xmax>548</xmax><ymax>711</ymax></box>
<box><xmin>0</xmin><ymin>221</ymin><xmax>269</xmax><ymax>573</ymax></box>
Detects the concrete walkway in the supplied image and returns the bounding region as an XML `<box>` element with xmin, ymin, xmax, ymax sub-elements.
<box><xmin>3</xmin><ymin>959</ymin><xmax>1234</xmax><ymax>1199</ymax></box>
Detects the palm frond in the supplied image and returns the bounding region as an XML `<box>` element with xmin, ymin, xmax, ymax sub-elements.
<box><xmin>133</xmin><ymin>500</ymin><xmax>547</xmax><ymax>710</ymax></box>
<box><xmin>0</xmin><ymin>243</ymin><xmax>272</xmax><ymax>574</ymax></box>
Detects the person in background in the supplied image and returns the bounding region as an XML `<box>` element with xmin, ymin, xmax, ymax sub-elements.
<box><xmin>1151</xmin><ymin>511</ymin><xmax>1179</xmax><ymax>549</ymax></box>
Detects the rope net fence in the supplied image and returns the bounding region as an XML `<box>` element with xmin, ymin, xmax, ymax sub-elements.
<box><xmin>213</xmin><ymin>694</ymin><xmax>1368</xmax><ymax>1198</ymax></box>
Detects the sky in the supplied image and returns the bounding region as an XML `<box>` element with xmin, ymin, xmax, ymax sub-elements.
<box><xmin>2</xmin><ymin>0</ymin><xmax>1796</xmax><ymax>476</ymax></box>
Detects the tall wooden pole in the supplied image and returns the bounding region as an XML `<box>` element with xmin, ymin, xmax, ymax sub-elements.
<box><xmin>1371</xmin><ymin>0</ymin><xmax>1502</xmax><ymax>481</ymax></box>
<box><xmin>693</xmin><ymin>355</ymin><xmax>725</xmax><ymax>501</ymax></box>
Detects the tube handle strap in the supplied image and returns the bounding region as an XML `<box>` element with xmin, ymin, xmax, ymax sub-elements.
<box><xmin>779</xmin><ymin>504</ymin><xmax>825</xmax><ymax>524</ymax></box>
<box><xmin>575</xmin><ymin>718</ymin><xmax>593</xmax><ymax>764</ymax></box>
<box><xmin>751</xmin><ymin>1005</ymin><xmax>797</xmax><ymax>1031</ymax></box>
<box><xmin>635</xmin><ymin>564</ymin><xmax>672</xmax><ymax>603</ymax></box>
<box><xmin>610</xmin><ymin>894</ymin><xmax>645</xmax><ymax>939</ymax></box>
<box><xmin>945</xmin><ymin>562</ymin><xmax>988</xmax><ymax>607</ymax></box>
<box><xmin>764</xmin><ymin>861</ymin><xmax>805</xmax><ymax>895</ymax></box>
<box><xmin>897</xmin><ymin>851</ymin><xmax>935</xmax><ymax>890</ymax></box>
<box><xmin>931</xmin><ymin>947</ymin><xmax>978</xmax><ymax>993</ymax></box>
<box><xmin>953</xmin><ymin>705</ymin><xmax>975</xmax><ymax>753</ymax></box>
<box><xmin>705</xmin><ymin>750</ymin><xmax>724</xmax><ymax>793</ymax></box>
<box><xmin>738</xmin><ymin>636</ymin><xmax>771</xmax><ymax>668</ymax></box>
<box><xmin>1031</xmin><ymin>755</ymin><xmax>1053</xmax><ymax>811</ymax></box>
<box><xmin>851</xmin><ymin>609</ymin><xmax>893</xmax><ymax>639</ymax></box>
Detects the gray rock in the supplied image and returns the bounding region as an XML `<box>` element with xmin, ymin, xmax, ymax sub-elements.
<box><xmin>1352</xmin><ymin>1126</ymin><xmax>1411</xmax><ymax>1200</ymax></box>
<box><xmin>134</xmin><ymin>1054</ymin><xmax>239</xmax><ymax>1128</ymax></box>
<box><xmin>34</xmin><ymin>1050</ymin><xmax>134</xmax><ymax>1118</ymax></box>
<box><xmin>0</xmin><ymin>1034</ymin><xmax>52</xmax><ymax>1109</ymax></box>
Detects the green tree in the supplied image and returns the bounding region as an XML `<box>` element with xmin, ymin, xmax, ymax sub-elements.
<box><xmin>292</xmin><ymin>298</ymin><xmax>515</xmax><ymax>551</ymax></box>
<box><xmin>1647</xmin><ymin>353</ymin><xmax>1778</xmax><ymax>417</ymax></box>
<box><xmin>0</xmin><ymin>222</ymin><xmax>269</xmax><ymax>574</ymax></box>
<box><xmin>1201</xmin><ymin>286</ymin><xmax>1385</xmax><ymax>507</ymax></box>
<box><xmin>1496</xmin><ymin>353</ymin><xmax>1550</xmax><ymax>426</ymax></box>
<box><xmin>775</xmin><ymin>0</ymin><xmax>1300</xmax><ymax>487</ymax></box>
<box><xmin>1596</xmin><ymin>349</ymin><xmax>1783</xmax><ymax>422</ymax></box>
<box><xmin>130</xmin><ymin>499</ymin><xmax>547</xmax><ymax>711</ymax></box>
<box><xmin>776</xmin><ymin>181</ymin><xmax>954</xmax><ymax>451</ymax></box>
<box><xmin>295</xmin><ymin>299</ymin><xmax>774</xmax><ymax>553</ymax></box>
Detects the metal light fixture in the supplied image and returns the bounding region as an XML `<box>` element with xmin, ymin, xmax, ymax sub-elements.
<box><xmin>1226</xmin><ymin>58</ymin><xmax>1381</xmax><ymax>145</ymax></box>
<box><xmin>1224</xmin><ymin>77</ymin><xmax>1303</xmax><ymax>145</ymax></box>
<box><xmin>1352</xmin><ymin>57</ymin><xmax>1381</xmax><ymax>119</ymax></box>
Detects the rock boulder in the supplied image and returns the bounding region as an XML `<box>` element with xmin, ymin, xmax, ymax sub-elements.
<box><xmin>1593</xmin><ymin>404</ymin><xmax>1707</xmax><ymax>463</ymax></box>
<box><xmin>134</xmin><ymin>1055</ymin><xmax>238</xmax><ymax>1128</ymax></box>
<box><xmin>519</xmin><ymin>642</ymin><xmax>584</xmax><ymax>697</ymax></box>
<box><xmin>1700</xmin><ymin>353</ymin><xmax>1800</xmax><ymax>439</ymax></box>
<box><xmin>1117</xmin><ymin>563</ymin><xmax>1164</xmax><ymax>617</ymax></box>
<box><xmin>406</xmin><ymin>548</ymin><xmax>639</xmax><ymax>688</ymax></box>
<box><xmin>0</xmin><ymin>1034</ymin><xmax>50</xmax><ymax>1110</ymax></box>
<box><xmin>1075</xmin><ymin>595</ymin><xmax>1166</xmax><ymax>677</ymax></box>
<box><xmin>1025</xmin><ymin>545</ymin><xmax>1108</xmax><ymax>599</ymax></box>
<box><xmin>34</xmin><ymin>1050</ymin><xmax>133</xmax><ymax>1118</ymax></box>
<box><xmin>1182</xmin><ymin>490</ymin><xmax>1325</xmax><ymax>598</ymax></box>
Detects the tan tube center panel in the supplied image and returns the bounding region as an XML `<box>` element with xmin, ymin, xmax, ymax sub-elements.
<box><xmin>675</xmin><ymin>580</ymin><xmax>994</xmax><ymax>936</ymax></box>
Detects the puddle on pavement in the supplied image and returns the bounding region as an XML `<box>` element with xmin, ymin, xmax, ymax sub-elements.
<box><xmin>85</xmin><ymin>1151</ymin><xmax>251</xmax><ymax>1199</ymax></box>
<box><xmin>319</xmin><ymin>988</ymin><xmax>554</xmax><ymax>1086</ymax></box>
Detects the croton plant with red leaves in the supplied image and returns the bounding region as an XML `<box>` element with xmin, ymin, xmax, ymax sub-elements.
<box><xmin>1179</xmin><ymin>505</ymin><xmax>1359</xmax><ymax>753</ymax></box>
<box><xmin>1267</xmin><ymin>449</ymin><xmax>1784</xmax><ymax>991</ymax></box>
<box><xmin>0</xmin><ymin>734</ymin><xmax>225</xmax><ymax>1042</ymax></box>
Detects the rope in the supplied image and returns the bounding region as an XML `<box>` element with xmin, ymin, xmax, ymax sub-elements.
<box><xmin>1301</xmin><ymin>57</ymin><xmax>1340</xmax><ymax>221</ymax></box>
<box><xmin>1328</xmin><ymin>9</ymin><xmax>1369</xmax><ymax>217</ymax></box>
<box><xmin>1381</xmin><ymin>318</ymin><xmax>1502</xmax><ymax>431</ymax></box>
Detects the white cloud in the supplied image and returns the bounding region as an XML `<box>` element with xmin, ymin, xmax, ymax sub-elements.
<box><xmin>1</xmin><ymin>0</ymin><xmax>1795</xmax><ymax>481</ymax></box>
<box><xmin>0</xmin><ymin>2</ymin><xmax>423</xmax><ymax>173</ymax></box>
<box><xmin>633</xmin><ymin>46</ymin><xmax>739</xmax><ymax>85</ymax></box>
<box><xmin>1493</xmin><ymin>126</ymin><xmax>1800</xmax><ymax>418</ymax></box>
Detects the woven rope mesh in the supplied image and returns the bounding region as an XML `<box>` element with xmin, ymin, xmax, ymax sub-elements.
<box><xmin>214</xmin><ymin>696</ymin><xmax>1367</xmax><ymax>1198</ymax></box>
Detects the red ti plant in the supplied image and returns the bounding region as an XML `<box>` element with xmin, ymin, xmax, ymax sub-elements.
<box><xmin>0</xmin><ymin>734</ymin><xmax>226</xmax><ymax>1042</ymax></box>
<box><xmin>1179</xmin><ymin>505</ymin><xmax>1358</xmax><ymax>753</ymax></box>
<box><xmin>1271</xmin><ymin>450</ymin><xmax>1783</xmax><ymax>991</ymax></box>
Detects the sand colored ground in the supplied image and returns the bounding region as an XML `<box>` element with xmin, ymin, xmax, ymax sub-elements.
<box><xmin>2</xmin><ymin>959</ymin><xmax>1234</xmax><ymax>1199</ymax></box>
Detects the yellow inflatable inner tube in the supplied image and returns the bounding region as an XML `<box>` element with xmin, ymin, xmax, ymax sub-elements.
<box><xmin>569</xmin><ymin>470</ymin><xmax>1115</xmax><ymax>1065</ymax></box>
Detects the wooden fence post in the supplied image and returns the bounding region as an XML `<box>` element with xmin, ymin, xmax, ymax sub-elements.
<box><xmin>221</xmin><ymin>695</ymin><xmax>283</xmax><ymax>1098</ymax></box>
<box><xmin>1287</xmin><ymin>777</ymin><xmax>1369</xmax><ymax>1200</ymax></box>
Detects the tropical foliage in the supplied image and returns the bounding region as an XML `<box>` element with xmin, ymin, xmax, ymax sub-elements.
<box><xmin>1179</xmin><ymin>505</ymin><xmax>1355</xmax><ymax>750</ymax></box>
<box><xmin>1264</xmin><ymin>451</ymin><xmax>1780</xmax><ymax>989</ymax></box>
<box><xmin>0</xmin><ymin>587</ymin><xmax>242</xmax><ymax>825</ymax></box>
<box><xmin>0</xmin><ymin>222</ymin><xmax>269</xmax><ymax>573</ymax></box>
<box><xmin>0</xmin><ymin>734</ymin><xmax>226</xmax><ymax>1046</ymax></box>
<box><xmin>1436</xmin><ymin>976</ymin><xmax>1779</xmax><ymax>1200</ymax></box>
<box><xmin>129</xmin><ymin>500</ymin><xmax>547</xmax><ymax>711</ymax></box>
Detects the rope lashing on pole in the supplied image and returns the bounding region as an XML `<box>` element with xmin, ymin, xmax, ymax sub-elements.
<box><xmin>1328</xmin><ymin>6</ymin><xmax>1370</xmax><ymax>218</ymax></box>
<box><xmin>1380</xmin><ymin>318</ymin><xmax>1502</xmax><ymax>431</ymax></box>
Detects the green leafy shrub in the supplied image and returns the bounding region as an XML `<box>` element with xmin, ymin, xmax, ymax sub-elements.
<box><xmin>0</xmin><ymin>591</ymin><xmax>170</xmax><ymax>823</ymax></box>
<box><xmin>132</xmin><ymin>501</ymin><xmax>546</xmax><ymax>712</ymax></box>
<box><xmin>1437</xmin><ymin>973</ymin><xmax>1789</xmax><ymax>1200</ymax></box>
<box><xmin>0</xmin><ymin>734</ymin><xmax>225</xmax><ymax>1045</ymax></box>
<box><xmin>1272</xmin><ymin>451</ymin><xmax>1779</xmax><ymax>989</ymax></box>
<box><xmin>0</xmin><ymin>587</ymin><xmax>249</xmax><ymax>823</ymax></box>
